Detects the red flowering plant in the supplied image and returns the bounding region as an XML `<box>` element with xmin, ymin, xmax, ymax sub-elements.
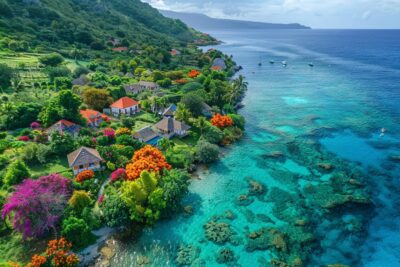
<box><xmin>103</xmin><ymin>128</ymin><xmax>115</xmax><ymax>139</ymax></box>
<box><xmin>30</xmin><ymin>122</ymin><xmax>41</xmax><ymax>129</ymax></box>
<box><xmin>110</xmin><ymin>168</ymin><xmax>127</xmax><ymax>182</ymax></box>
<box><xmin>18</xmin><ymin>135</ymin><xmax>30</xmax><ymax>142</ymax></box>
<box><xmin>75</xmin><ymin>170</ymin><xmax>95</xmax><ymax>184</ymax></box>
<box><xmin>188</xmin><ymin>69</ymin><xmax>201</xmax><ymax>78</ymax></box>
<box><xmin>211</xmin><ymin>113</ymin><xmax>233</xmax><ymax>129</ymax></box>
<box><xmin>175</xmin><ymin>78</ymin><xmax>188</xmax><ymax>84</ymax></box>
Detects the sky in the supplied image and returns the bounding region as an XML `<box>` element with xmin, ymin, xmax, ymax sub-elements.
<box><xmin>142</xmin><ymin>0</ymin><xmax>400</xmax><ymax>29</ymax></box>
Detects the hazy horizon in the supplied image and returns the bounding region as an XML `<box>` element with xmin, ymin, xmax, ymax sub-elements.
<box><xmin>142</xmin><ymin>0</ymin><xmax>400</xmax><ymax>29</ymax></box>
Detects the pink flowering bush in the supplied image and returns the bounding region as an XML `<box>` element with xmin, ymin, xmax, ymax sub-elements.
<box><xmin>18</xmin><ymin>135</ymin><xmax>30</xmax><ymax>142</ymax></box>
<box><xmin>98</xmin><ymin>194</ymin><xmax>105</xmax><ymax>205</ymax></box>
<box><xmin>30</xmin><ymin>122</ymin><xmax>41</xmax><ymax>129</ymax></box>
<box><xmin>2</xmin><ymin>174</ymin><xmax>72</xmax><ymax>238</ymax></box>
<box><xmin>103</xmin><ymin>128</ymin><xmax>115</xmax><ymax>139</ymax></box>
<box><xmin>110</xmin><ymin>168</ymin><xmax>127</xmax><ymax>182</ymax></box>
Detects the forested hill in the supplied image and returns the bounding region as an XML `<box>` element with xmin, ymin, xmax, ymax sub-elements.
<box><xmin>0</xmin><ymin>0</ymin><xmax>198</xmax><ymax>51</ymax></box>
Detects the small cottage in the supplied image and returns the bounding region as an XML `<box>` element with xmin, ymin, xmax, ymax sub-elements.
<box><xmin>211</xmin><ymin>58</ymin><xmax>227</xmax><ymax>71</ymax></box>
<box><xmin>154</xmin><ymin>117</ymin><xmax>190</xmax><ymax>138</ymax></box>
<box><xmin>67</xmin><ymin>147</ymin><xmax>104</xmax><ymax>175</ymax></box>
<box><xmin>124</xmin><ymin>81</ymin><xmax>159</xmax><ymax>94</ymax></box>
<box><xmin>110</xmin><ymin>97</ymin><xmax>140</xmax><ymax>117</ymax></box>
<box><xmin>45</xmin><ymin>119</ymin><xmax>81</xmax><ymax>139</ymax></box>
<box><xmin>80</xmin><ymin>109</ymin><xmax>108</xmax><ymax>127</ymax></box>
<box><xmin>133</xmin><ymin>126</ymin><xmax>161</xmax><ymax>145</ymax></box>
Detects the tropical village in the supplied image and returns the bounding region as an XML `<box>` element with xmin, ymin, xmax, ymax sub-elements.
<box><xmin>0</xmin><ymin>0</ymin><xmax>248</xmax><ymax>266</ymax></box>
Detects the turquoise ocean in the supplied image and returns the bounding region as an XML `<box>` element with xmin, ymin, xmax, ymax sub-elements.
<box><xmin>111</xmin><ymin>29</ymin><xmax>400</xmax><ymax>266</ymax></box>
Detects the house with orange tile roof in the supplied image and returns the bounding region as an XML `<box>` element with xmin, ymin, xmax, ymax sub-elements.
<box><xmin>80</xmin><ymin>109</ymin><xmax>109</xmax><ymax>127</ymax></box>
<box><xmin>45</xmin><ymin>119</ymin><xmax>81</xmax><ymax>140</ymax></box>
<box><xmin>110</xmin><ymin>96</ymin><xmax>140</xmax><ymax>117</ymax></box>
<box><xmin>112</xmin><ymin>46</ymin><xmax>128</xmax><ymax>52</ymax></box>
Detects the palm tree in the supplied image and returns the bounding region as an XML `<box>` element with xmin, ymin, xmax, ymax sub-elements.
<box><xmin>195</xmin><ymin>116</ymin><xmax>208</xmax><ymax>135</ymax></box>
<box><xmin>225</xmin><ymin>75</ymin><xmax>248</xmax><ymax>105</ymax></box>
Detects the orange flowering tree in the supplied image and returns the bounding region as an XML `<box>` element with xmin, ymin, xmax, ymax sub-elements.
<box><xmin>75</xmin><ymin>170</ymin><xmax>94</xmax><ymax>183</ymax></box>
<box><xmin>188</xmin><ymin>69</ymin><xmax>200</xmax><ymax>78</ymax></box>
<box><xmin>126</xmin><ymin>145</ymin><xmax>171</xmax><ymax>180</ymax></box>
<box><xmin>211</xmin><ymin>114</ymin><xmax>233</xmax><ymax>129</ymax></box>
<box><xmin>27</xmin><ymin>238</ymin><xmax>79</xmax><ymax>267</ymax></box>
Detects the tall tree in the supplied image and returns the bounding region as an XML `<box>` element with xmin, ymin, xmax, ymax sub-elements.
<box><xmin>83</xmin><ymin>88</ymin><xmax>113</xmax><ymax>111</ymax></box>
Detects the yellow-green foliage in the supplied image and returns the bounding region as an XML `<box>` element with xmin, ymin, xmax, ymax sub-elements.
<box><xmin>68</xmin><ymin>190</ymin><xmax>92</xmax><ymax>214</ymax></box>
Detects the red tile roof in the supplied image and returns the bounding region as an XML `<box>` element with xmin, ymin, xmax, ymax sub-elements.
<box><xmin>57</xmin><ymin>119</ymin><xmax>75</xmax><ymax>127</ymax></box>
<box><xmin>112</xmin><ymin>47</ymin><xmax>128</xmax><ymax>52</ymax></box>
<box><xmin>80</xmin><ymin>109</ymin><xmax>104</xmax><ymax>123</ymax></box>
<box><xmin>110</xmin><ymin>97</ymin><xmax>139</xmax><ymax>109</ymax></box>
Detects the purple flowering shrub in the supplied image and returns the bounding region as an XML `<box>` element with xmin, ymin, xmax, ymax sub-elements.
<box><xmin>2</xmin><ymin>174</ymin><xmax>72</xmax><ymax>238</ymax></box>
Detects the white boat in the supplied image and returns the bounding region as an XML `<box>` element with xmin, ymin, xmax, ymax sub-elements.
<box><xmin>282</xmin><ymin>61</ymin><xmax>287</xmax><ymax>66</ymax></box>
<box><xmin>269</xmin><ymin>60</ymin><xmax>275</xmax><ymax>64</ymax></box>
<box><xmin>309</xmin><ymin>63</ymin><xmax>314</xmax><ymax>67</ymax></box>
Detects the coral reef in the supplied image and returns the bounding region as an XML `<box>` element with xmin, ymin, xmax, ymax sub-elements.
<box><xmin>203</xmin><ymin>220</ymin><xmax>234</xmax><ymax>245</ymax></box>
<box><xmin>235</xmin><ymin>194</ymin><xmax>254</xmax><ymax>206</ymax></box>
<box><xmin>215</xmin><ymin>247</ymin><xmax>236</xmax><ymax>264</ymax></box>
<box><xmin>246</xmin><ymin>177</ymin><xmax>267</xmax><ymax>196</ymax></box>
<box><xmin>175</xmin><ymin>244</ymin><xmax>200</xmax><ymax>266</ymax></box>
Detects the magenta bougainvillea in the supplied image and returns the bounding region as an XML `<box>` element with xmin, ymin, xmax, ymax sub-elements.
<box><xmin>103</xmin><ymin>128</ymin><xmax>115</xmax><ymax>139</ymax></box>
<box><xmin>110</xmin><ymin>168</ymin><xmax>127</xmax><ymax>182</ymax></box>
<box><xmin>30</xmin><ymin>122</ymin><xmax>41</xmax><ymax>129</ymax></box>
<box><xmin>2</xmin><ymin>174</ymin><xmax>72</xmax><ymax>239</ymax></box>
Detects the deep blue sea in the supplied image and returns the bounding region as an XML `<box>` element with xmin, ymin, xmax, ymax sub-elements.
<box><xmin>112</xmin><ymin>30</ymin><xmax>400</xmax><ymax>266</ymax></box>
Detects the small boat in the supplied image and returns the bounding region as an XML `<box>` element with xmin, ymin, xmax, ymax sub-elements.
<box><xmin>269</xmin><ymin>60</ymin><xmax>275</xmax><ymax>64</ymax></box>
<box><xmin>308</xmin><ymin>63</ymin><xmax>314</xmax><ymax>67</ymax></box>
<box><xmin>282</xmin><ymin>61</ymin><xmax>287</xmax><ymax>67</ymax></box>
<box><xmin>258</xmin><ymin>62</ymin><xmax>262</xmax><ymax>66</ymax></box>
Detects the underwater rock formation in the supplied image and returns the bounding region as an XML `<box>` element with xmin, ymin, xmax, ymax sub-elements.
<box><xmin>215</xmin><ymin>247</ymin><xmax>236</xmax><ymax>264</ymax></box>
<box><xmin>203</xmin><ymin>220</ymin><xmax>234</xmax><ymax>245</ymax></box>
<box><xmin>175</xmin><ymin>244</ymin><xmax>200</xmax><ymax>266</ymax></box>
<box><xmin>247</xmin><ymin>177</ymin><xmax>267</xmax><ymax>196</ymax></box>
<box><xmin>235</xmin><ymin>194</ymin><xmax>255</xmax><ymax>206</ymax></box>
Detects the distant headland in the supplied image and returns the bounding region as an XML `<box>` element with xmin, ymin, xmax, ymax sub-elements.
<box><xmin>160</xmin><ymin>10</ymin><xmax>311</xmax><ymax>31</ymax></box>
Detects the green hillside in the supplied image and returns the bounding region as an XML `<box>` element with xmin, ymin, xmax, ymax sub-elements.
<box><xmin>0</xmin><ymin>0</ymin><xmax>196</xmax><ymax>52</ymax></box>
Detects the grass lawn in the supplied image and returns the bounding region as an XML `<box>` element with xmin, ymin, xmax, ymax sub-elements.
<box><xmin>171</xmin><ymin>131</ymin><xmax>200</xmax><ymax>146</ymax></box>
<box><xmin>134</xmin><ymin>112</ymin><xmax>159</xmax><ymax>123</ymax></box>
<box><xmin>0</xmin><ymin>230</ymin><xmax>48</xmax><ymax>264</ymax></box>
<box><xmin>132</xmin><ymin>121</ymin><xmax>152</xmax><ymax>132</ymax></box>
<box><xmin>29</xmin><ymin>157</ymin><xmax>72</xmax><ymax>178</ymax></box>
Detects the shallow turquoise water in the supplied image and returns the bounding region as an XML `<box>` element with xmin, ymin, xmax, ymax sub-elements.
<box><xmin>112</xmin><ymin>30</ymin><xmax>400</xmax><ymax>266</ymax></box>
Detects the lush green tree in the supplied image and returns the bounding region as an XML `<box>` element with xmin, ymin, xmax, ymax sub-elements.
<box><xmin>157</xmin><ymin>78</ymin><xmax>172</xmax><ymax>88</ymax></box>
<box><xmin>121</xmin><ymin>115</ymin><xmax>136</xmax><ymax>128</ymax></box>
<box><xmin>68</xmin><ymin>190</ymin><xmax>92</xmax><ymax>216</ymax></box>
<box><xmin>108</xmin><ymin>86</ymin><xmax>126</xmax><ymax>100</ymax></box>
<box><xmin>0</xmin><ymin>64</ymin><xmax>15</xmax><ymax>91</ymax></box>
<box><xmin>175</xmin><ymin>103</ymin><xmax>192</xmax><ymax>123</ymax></box>
<box><xmin>61</xmin><ymin>216</ymin><xmax>94</xmax><ymax>249</ymax></box>
<box><xmin>39</xmin><ymin>53</ymin><xmax>64</xmax><ymax>67</ymax></box>
<box><xmin>194</xmin><ymin>117</ymin><xmax>208</xmax><ymax>135</ymax></box>
<box><xmin>39</xmin><ymin>90</ymin><xmax>83</xmax><ymax>126</ymax></box>
<box><xmin>3</xmin><ymin>159</ymin><xmax>31</xmax><ymax>186</ymax></box>
<box><xmin>195</xmin><ymin>139</ymin><xmax>219</xmax><ymax>164</ymax></box>
<box><xmin>228</xmin><ymin>114</ymin><xmax>245</xmax><ymax>130</ymax></box>
<box><xmin>182</xmin><ymin>82</ymin><xmax>204</xmax><ymax>93</ymax></box>
<box><xmin>50</xmin><ymin>132</ymin><xmax>77</xmax><ymax>155</ymax></box>
<box><xmin>36</xmin><ymin>144</ymin><xmax>52</xmax><ymax>164</ymax></box>
<box><xmin>120</xmin><ymin>171</ymin><xmax>166</xmax><ymax>224</ymax></box>
<box><xmin>102</xmin><ymin>188</ymin><xmax>130</xmax><ymax>227</ymax></box>
<box><xmin>166</xmin><ymin>146</ymin><xmax>194</xmax><ymax>169</ymax></box>
<box><xmin>224</xmin><ymin>75</ymin><xmax>248</xmax><ymax>105</ymax></box>
<box><xmin>54</xmin><ymin>77</ymin><xmax>72</xmax><ymax>90</ymax></box>
<box><xmin>181</xmin><ymin>92</ymin><xmax>204</xmax><ymax>116</ymax></box>
<box><xmin>203</xmin><ymin>125</ymin><xmax>224</xmax><ymax>144</ymax></box>
<box><xmin>160</xmin><ymin>169</ymin><xmax>190</xmax><ymax>213</ymax></box>
<box><xmin>116</xmin><ymin>135</ymin><xmax>143</xmax><ymax>149</ymax></box>
<box><xmin>45</xmin><ymin>66</ymin><xmax>71</xmax><ymax>82</ymax></box>
<box><xmin>0</xmin><ymin>102</ymin><xmax>42</xmax><ymax>130</ymax></box>
<box><xmin>83</xmin><ymin>88</ymin><xmax>113</xmax><ymax>111</ymax></box>
<box><xmin>157</xmin><ymin>138</ymin><xmax>173</xmax><ymax>151</ymax></box>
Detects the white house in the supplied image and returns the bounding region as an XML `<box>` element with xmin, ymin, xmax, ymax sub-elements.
<box><xmin>110</xmin><ymin>97</ymin><xmax>140</xmax><ymax>117</ymax></box>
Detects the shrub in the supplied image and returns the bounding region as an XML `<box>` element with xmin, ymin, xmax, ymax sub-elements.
<box><xmin>39</xmin><ymin>53</ymin><xmax>64</xmax><ymax>67</ymax></box>
<box><xmin>75</xmin><ymin>170</ymin><xmax>95</xmax><ymax>184</ymax></box>
<box><xmin>68</xmin><ymin>190</ymin><xmax>92</xmax><ymax>215</ymax></box>
<box><xmin>188</xmin><ymin>69</ymin><xmax>201</xmax><ymax>78</ymax></box>
<box><xmin>110</xmin><ymin>168</ymin><xmax>127</xmax><ymax>182</ymax></box>
<box><xmin>195</xmin><ymin>139</ymin><xmax>219</xmax><ymax>164</ymax></box>
<box><xmin>62</xmin><ymin>216</ymin><xmax>94</xmax><ymax>249</ymax></box>
<box><xmin>3</xmin><ymin>159</ymin><xmax>30</xmax><ymax>186</ymax></box>
<box><xmin>115</xmin><ymin>127</ymin><xmax>131</xmax><ymax>136</ymax></box>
